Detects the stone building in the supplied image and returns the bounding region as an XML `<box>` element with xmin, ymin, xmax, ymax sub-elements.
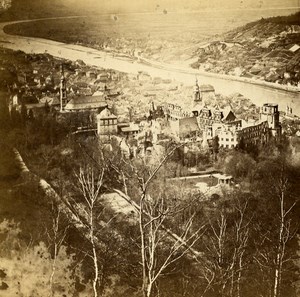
<box><xmin>259</xmin><ymin>103</ymin><xmax>281</xmax><ymax>137</ymax></box>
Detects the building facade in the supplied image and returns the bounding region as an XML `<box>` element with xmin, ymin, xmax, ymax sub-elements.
<box><xmin>97</xmin><ymin>108</ymin><xmax>118</xmax><ymax>136</ymax></box>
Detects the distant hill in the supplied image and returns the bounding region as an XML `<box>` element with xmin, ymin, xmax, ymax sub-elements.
<box><xmin>0</xmin><ymin>0</ymin><xmax>79</xmax><ymax>21</ymax></box>
<box><xmin>192</xmin><ymin>12</ymin><xmax>300</xmax><ymax>86</ymax></box>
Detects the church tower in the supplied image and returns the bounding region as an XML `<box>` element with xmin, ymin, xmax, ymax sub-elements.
<box><xmin>194</xmin><ymin>78</ymin><xmax>201</xmax><ymax>103</ymax></box>
<box><xmin>60</xmin><ymin>64</ymin><xmax>67</xmax><ymax>112</ymax></box>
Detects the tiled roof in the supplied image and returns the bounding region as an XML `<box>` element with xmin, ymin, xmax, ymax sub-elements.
<box><xmin>65</xmin><ymin>96</ymin><xmax>107</xmax><ymax>111</ymax></box>
<box><xmin>200</xmin><ymin>84</ymin><xmax>215</xmax><ymax>92</ymax></box>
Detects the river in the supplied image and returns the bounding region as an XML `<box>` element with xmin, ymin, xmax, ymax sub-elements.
<box><xmin>0</xmin><ymin>17</ymin><xmax>299</xmax><ymax>115</ymax></box>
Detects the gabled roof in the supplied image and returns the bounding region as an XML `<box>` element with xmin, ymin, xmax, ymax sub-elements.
<box><xmin>97</xmin><ymin>107</ymin><xmax>117</xmax><ymax>119</ymax></box>
<box><xmin>65</xmin><ymin>95</ymin><xmax>107</xmax><ymax>111</ymax></box>
<box><xmin>221</xmin><ymin>107</ymin><xmax>236</xmax><ymax>122</ymax></box>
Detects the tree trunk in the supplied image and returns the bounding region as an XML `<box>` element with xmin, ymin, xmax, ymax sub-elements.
<box><xmin>140</xmin><ymin>192</ymin><xmax>148</xmax><ymax>297</ymax></box>
<box><xmin>49</xmin><ymin>244</ymin><xmax>57</xmax><ymax>297</ymax></box>
<box><xmin>90</xmin><ymin>210</ymin><xmax>98</xmax><ymax>297</ymax></box>
<box><xmin>273</xmin><ymin>193</ymin><xmax>285</xmax><ymax>297</ymax></box>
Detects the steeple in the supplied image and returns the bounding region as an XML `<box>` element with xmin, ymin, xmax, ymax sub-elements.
<box><xmin>194</xmin><ymin>77</ymin><xmax>201</xmax><ymax>102</ymax></box>
<box><xmin>60</xmin><ymin>64</ymin><xmax>67</xmax><ymax>112</ymax></box>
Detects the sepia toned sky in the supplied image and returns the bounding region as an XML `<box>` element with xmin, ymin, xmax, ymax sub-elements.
<box><xmin>66</xmin><ymin>0</ymin><xmax>299</xmax><ymax>13</ymax></box>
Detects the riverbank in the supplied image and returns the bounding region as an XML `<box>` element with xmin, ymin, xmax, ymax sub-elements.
<box><xmin>138</xmin><ymin>56</ymin><xmax>300</xmax><ymax>94</ymax></box>
<box><xmin>3</xmin><ymin>13</ymin><xmax>299</xmax><ymax>96</ymax></box>
<box><xmin>0</xmin><ymin>17</ymin><xmax>299</xmax><ymax>115</ymax></box>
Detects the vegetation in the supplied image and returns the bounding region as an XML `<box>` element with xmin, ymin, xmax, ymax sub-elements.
<box><xmin>262</xmin><ymin>11</ymin><xmax>300</xmax><ymax>26</ymax></box>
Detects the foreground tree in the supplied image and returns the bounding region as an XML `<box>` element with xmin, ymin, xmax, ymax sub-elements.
<box><xmin>75</xmin><ymin>166</ymin><xmax>104</xmax><ymax>297</ymax></box>
<box><xmin>189</xmin><ymin>189</ymin><xmax>256</xmax><ymax>297</ymax></box>
<box><xmin>46</xmin><ymin>203</ymin><xmax>69</xmax><ymax>297</ymax></box>
<box><xmin>252</xmin><ymin>158</ymin><xmax>299</xmax><ymax>297</ymax></box>
<box><xmin>114</xmin><ymin>144</ymin><xmax>204</xmax><ymax>297</ymax></box>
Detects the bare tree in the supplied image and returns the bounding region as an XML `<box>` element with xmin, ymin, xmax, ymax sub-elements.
<box><xmin>253</xmin><ymin>161</ymin><xmax>298</xmax><ymax>297</ymax></box>
<box><xmin>46</xmin><ymin>203</ymin><xmax>69</xmax><ymax>297</ymax></box>
<box><xmin>198</xmin><ymin>196</ymin><xmax>251</xmax><ymax>297</ymax></box>
<box><xmin>113</xmin><ymin>144</ymin><xmax>204</xmax><ymax>297</ymax></box>
<box><xmin>140</xmin><ymin>194</ymin><xmax>204</xmax><ymax>297</ymax></box>
<box><xmin>272</xmin><ymin>168</ymin><xmax>296</xmax><ymax>297</ymax></box>
<box><xmin>75</xmin><ymin>166</ymin><xmax>104</xmax><ymax>297</ymax></box>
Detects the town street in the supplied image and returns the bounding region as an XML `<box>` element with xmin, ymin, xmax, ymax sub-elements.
<box><xmin>0</xmin><ymin>16</ymin><xmax>299</xmax><ymax>115</ymax></box>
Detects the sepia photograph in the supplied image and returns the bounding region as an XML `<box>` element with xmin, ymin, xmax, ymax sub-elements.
<box><xmin>0</xmin><ymin>0</ymin><xmax>299</xmax><ymax>296</ymax></box>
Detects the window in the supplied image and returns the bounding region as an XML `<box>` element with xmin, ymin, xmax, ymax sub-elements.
<box><xmin>226</xmin><ymin>138</ymin><xmax>229</xmax><ymax>141</ymax></box>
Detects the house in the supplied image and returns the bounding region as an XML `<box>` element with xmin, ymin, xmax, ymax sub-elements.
<box><xmin>97</xmin><ymin>108</ymin><xmax>118</xmax><ymax>136</ymax></box>
<box><xmin>97</xmin><ymin>73</ymin><xmax>109</xmax><ymax>82</ymax></box>
<box><xmin>217</xmin><ymin>126</ymin><xmax>239</xmax><ymax>149</ymax></box>
<box><xmin>213</xmin><ymin>173</ymin><xmax>233</xmax><ymax>186</ymax></box>
<box><xmin>120</xmin><ymin>123</ymin><xmax>140</xmax><ymax>137</ymax></box>
<box><xmin>86</xmin><ymin>70</ymin><xmax>97</xmax><ymax>80</ymax></box>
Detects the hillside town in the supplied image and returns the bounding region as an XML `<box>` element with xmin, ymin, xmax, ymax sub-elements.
<box><xmin>7</xmin><ymin>47</ymin><xmax>286</xmax><ymax>162</ymax></box>
<box><xmin>0</xmin><ymin>3</ymin><xmax>300</xmax><ymax>297</ymax></box>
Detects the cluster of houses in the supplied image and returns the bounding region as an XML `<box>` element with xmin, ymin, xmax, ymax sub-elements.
<box><xmin>8</xmin><ymin>58</ymin><xmax>121</xmax><ymax>114</ymax></box>
<box><xmin>83</xmin><ymin>78</ymin><xmax>281</xmax><ymax>156</ymax></box>
<box><xmin>173</xmin><ymin>79</ymin><xmax>282</xmax><ymax>149</ymax></box>
<box><xmin>9</xmin><ymin>55</ymin><xmax>282</xmax><ymax>157</ymax></box>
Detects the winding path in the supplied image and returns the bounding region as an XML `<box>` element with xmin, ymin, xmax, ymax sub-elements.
<box><xmin>0</xmin><ymin>16</ymin><xmax>299</xmax><ymax>114</ymax></box>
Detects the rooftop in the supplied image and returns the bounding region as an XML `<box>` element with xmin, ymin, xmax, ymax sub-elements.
<box><xmin>121</xmin><ymin>123</ymin><xmax>140</xmax><ymax>133</ymax></box>
<box><xmin>97</xmin><ymin>107</ymin><xmax>117</xmax><ymax>119</ymax></box>
<box><xmin>65</xmin><ymin>95</ymin><xmax>107</xmax><ymax>111</ymax></box>
<box><xmin>200</xmin><ymin>84</ymin><xmax>215</xmax><ymax>92</ymax></box>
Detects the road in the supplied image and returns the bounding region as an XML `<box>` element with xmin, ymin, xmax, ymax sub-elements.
<box><xmin>0</xmin><ymin>16</ymin><xmax>299</xmax><ymax>115</ymax></box>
